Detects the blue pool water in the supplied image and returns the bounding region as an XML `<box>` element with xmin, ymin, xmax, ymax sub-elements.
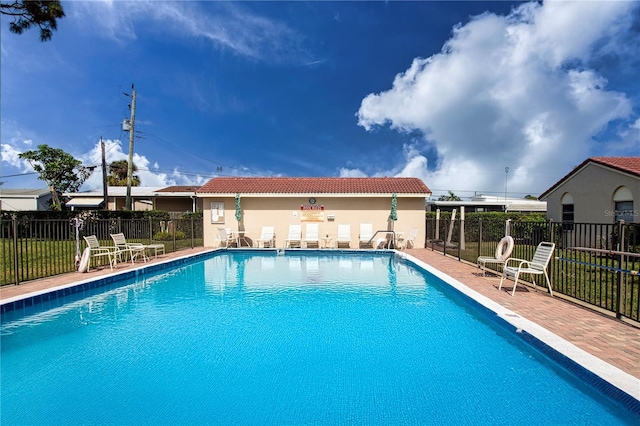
<box><xmin>1</xmin><ymin>251</ymin><xmax>637</xmax><ymax>425</ymax></box>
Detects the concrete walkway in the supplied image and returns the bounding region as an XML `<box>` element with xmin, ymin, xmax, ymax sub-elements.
<box><xmin>2</xmin><ymin>247</ymin><xmax>638</xmax><ymax>381</ymax></box>
<box><xmin>405</xmin><ymin>248</ymin><xmax>640</xmax><ymax>380</ymax></box>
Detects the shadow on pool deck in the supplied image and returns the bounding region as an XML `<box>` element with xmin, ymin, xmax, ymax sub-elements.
<box><xmin>1</xmin><ymin>247</ymin><xmax>638</xmax><ymax>380</ymax></box>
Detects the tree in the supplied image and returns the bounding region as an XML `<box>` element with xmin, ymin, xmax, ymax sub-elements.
<box><xmin>18</xmin><ymin>144</ymin><xmax>93</xmax><ymax>210</ymax></box>
<box><xmin>437</xmin><ymin>191</ymin><xmax>461</xmax><ymax>201</ymax></box>
<box><xmin>108</xmin><ymin>159</ymin><xmax>140</xmax><ymax>187</ymax></box>
<box><xmin>1</xmin><ymin>0</ymin><xmax>65</xmax><ymax>41</ymax></box>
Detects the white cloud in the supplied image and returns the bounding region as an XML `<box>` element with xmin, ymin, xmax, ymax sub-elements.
<box><xmin>356</xmin><ymin>0</ymin><xmax>638</xmax><ymax>198</ymax></box>
<box><xmin>339</xmin><ymin>168</ymin><xmax>367</xmax><ymax>178</ymax></box>
<box><xmin>0</xmin><ymin>143</ymin><xmax>27</xmax><ymax>169</ymax></box>
<box><xmin>70</xmin><ymin>1</ymin><xmax>311</xmax><ymax>64</ymax></box>
<box><xmin>0</xmin><ymin>130</ymin><xmax>37</xmax><ymax>172</ymax></box>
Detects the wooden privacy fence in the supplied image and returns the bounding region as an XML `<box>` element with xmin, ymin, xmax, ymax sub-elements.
<box><xmin>426</xmin><ymin>216</ymin><xmax>640</xmax><ymax>324</ymax></box>
<box><xmin>1</xmin><ymin>216</ymin><xmax>203</xmax><ymax>286</ymax></box>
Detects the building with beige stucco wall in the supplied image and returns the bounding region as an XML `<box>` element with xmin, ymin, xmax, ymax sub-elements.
<box><xmin>196</xmin><ymin>177</ymin><xmax>431</xmax><ymax>249</ymax></box>
<box><xmin>540</xmin><ymin>157</ymin><xmax>640</xmax><ymax>225</ymax></box>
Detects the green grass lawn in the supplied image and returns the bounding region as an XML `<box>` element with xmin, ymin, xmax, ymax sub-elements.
<box><xmin>1</xmin><ymin>237</ymin><xmax>203</xmax><ymax>286</ymax></box>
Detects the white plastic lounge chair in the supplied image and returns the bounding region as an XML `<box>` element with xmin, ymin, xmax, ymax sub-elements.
<box><xmin>336</xmin><ymin>224</ymin><xmax>351</xmax><ymax>248</ymax></box>
<box><xmin>499</xmin><ymin>242</ymin><xmax>555</xmax><ymax>296</ymax></box>
<box><xmin>255</xmin><ymin>226</ymin><xmax>275</xmax><ymax>248</ymax></box>
<box><xmin>217</xmin><ymin>227</ymin><xmax>237</xmax><ymax>248</ymax></box>
<box><xmin>359</xmin><ymin>223</ymin><xmax>374</xmax><ymax>248</ymax></box>
<box><xmin>110</xmin><ymin>233</ymin><xmax>148</xmax><ymax>263</ymax></box>
<box><xmin>304</xmin><ymin>223</ymin><xmax>319</xmax><ymax>248</ymax></box>
<box><xmin>397</xmin><ymin>227</ymin><xmax>419</xmax><ymax>250</ymax></box>
<box><xmin>285</xmin><ymin>224</ymin><xmax>302</xmax><ymax>248</ymax></box>
<box><xmin>477</xmin><ymin>236</ymin><xmax>514</xmax><ymax>276</ymax></box>
<box><xmin>82</xmin><ymin>235</ymin><xmax>119</xmax><ymax>271</ymax></box>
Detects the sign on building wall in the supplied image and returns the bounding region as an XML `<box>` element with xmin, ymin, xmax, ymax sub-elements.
<box><xmin>211</xmin><ymin>202</ymin><xmax>224</xmax><ymax>223</ymax></box>
<box><xmin>300</xmin><ymin>205</ymin><xmax>324</xmax><ymax>222</ymax></box>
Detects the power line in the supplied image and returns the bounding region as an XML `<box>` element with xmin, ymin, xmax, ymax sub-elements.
<box><xmin>138</xmin><ymin>131</ymin><xmax>266</xmax><ymax>176</ymax></box>
<box><xmin>0</xmin><ymin>171</ymin><xmax>39</xmax><ymax>179</ymax></box>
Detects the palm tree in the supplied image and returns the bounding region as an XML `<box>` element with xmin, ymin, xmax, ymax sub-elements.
<box><xmin>108</xmin><ymin>160</ymin><xmax>140</xmax><ymax>186</ymax></box>
<box><xmin>437</xmin><ymin>190</ymin><xmax>461</xmax><ymax>201</ymax></box>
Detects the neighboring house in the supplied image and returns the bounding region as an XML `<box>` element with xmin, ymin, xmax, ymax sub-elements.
<box><xmin>539</xmin><ymin>157</ymin><xmax>640</xmax><ymax>225</ymax></box>
<box><xmin>427</xmin><ymin>194</ymin><xmax>546</xmax><ymax>213</ymax></box>
<box><xmin>0</xmin><ymin>188</ymin><xmax>52</xmax><ymax>211</ymax></box>
<box><xmin>64</xmin><ymin>186</ymin><xmax>201</xmax><ymax>213</ymax></box>
<box><xmin>196</xmin><ymin>177</ymin><xmax>431</xmax><ymax>248</ymax></box>
<box><xmin>154</xmin><ymin>186</ymin><xmax>202</xmax><ymax>213</ymax></box>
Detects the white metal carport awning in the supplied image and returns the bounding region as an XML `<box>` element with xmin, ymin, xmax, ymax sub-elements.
<box><xmin>65</xmin><ymin>197</ymin><xmax>104</xmax><ymax>208</ymax></box>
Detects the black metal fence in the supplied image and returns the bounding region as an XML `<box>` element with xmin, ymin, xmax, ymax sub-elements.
<box><xmin>3</xmin><ymin>214</ymin><xmax>638</xmax><ymax>324</ymax></box>
<box><xmin>426</xmin><ymin>217</ymin><xmax>640</xmax><ymax>323</ymax></box>
<box><xmin>1</xmin><ymin>216</ymin><xmax>204</xmax><ymax>286</ymax></box>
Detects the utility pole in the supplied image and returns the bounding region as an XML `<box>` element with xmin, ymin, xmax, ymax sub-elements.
<box><xmin>125</xmin><ymin>84</ymin><xmax>136</xmax><ymax>210</ymax></box>
<box><xmin>101</xmin><ymin>137</ymin><xmax>108</xmax><ymax>210</ymax></box>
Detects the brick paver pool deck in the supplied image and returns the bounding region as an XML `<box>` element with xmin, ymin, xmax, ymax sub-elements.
<box><xmin>2</xmin><ymin>247</ymin><xmax>638</xmax><ymax>382</ymax></box>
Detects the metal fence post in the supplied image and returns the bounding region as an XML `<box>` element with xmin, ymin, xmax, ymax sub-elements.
<box><xmin>616</xmin><ymin>220</ymin><xmax>625</xmax><ymax>319</ymax></box>
<box><xmin>12</xmin><ymin>214</ymin><xmax>19</xmax><ymax>285</ymax></box>
<box><xmin>478</xmin><ymin>219</ymin><xmax>483</xmax><ymax>260</ymax></box>
<box><xmin>191</xmin><ymin>216</ymin><xmax>195</xmax><ymax>249</ymax></box>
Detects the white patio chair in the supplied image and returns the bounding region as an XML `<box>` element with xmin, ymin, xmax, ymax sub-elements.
<box><xmin>499</xmin><ymin>242</ymin><xmax>555</xmax><ymax>296</ymax></box>
<box><xmin>110</xmin><ymin>233</ymin><xmax>148</xmax><ymax>263</ymax></box>
<box><xmin>359</xmin><ymin>223</ymin><xmax>374</xmax><ymax>248</ymax></box>
<box><xmin>477</xmin><ymin>235</ymin><xmax>514</xmax><ymax>276</ymax></box>
<box><xmin>217</xmin><ymin>227</ymin><xmax>237</xmax><ymax>248</ymax></box>
<box><xmin>397</xmin><ymin>227</ymin><xmax>419</xmax><ymax>250</ymax></box>
<box><xmin>336</xmin><ymin>224</ymin><xmax>351</xmax><ymax>248</ymax></box>
<box><xmin>304</xmin><ymin>223</ymin><xmax>319</xmax><ymax>248</ymax></box>
<box><xmin>255</xmin><ymin>226</ymin><xmax>275</xmax><ymax>248</ymax></box>
<box><xmin>82</xmin><ymin>235</ymin><xmax>119</xmax><ymax>271</ymax></box>
<box><xmin>285</xmin><ymin>224</ymin><xmax>302</xmax><ymax>248</ymax></box>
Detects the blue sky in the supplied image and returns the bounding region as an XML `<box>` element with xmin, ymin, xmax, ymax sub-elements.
<box><xmin>1</xmin><ymin>1</ymin><xmax>639</xmax><ymax>199</ymax></box>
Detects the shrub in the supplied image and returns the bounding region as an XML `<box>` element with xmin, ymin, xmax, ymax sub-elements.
<box><xmin>153</xmin><ymin>231</ymin><xmax>187</xmax><ymax>241</ymax></box>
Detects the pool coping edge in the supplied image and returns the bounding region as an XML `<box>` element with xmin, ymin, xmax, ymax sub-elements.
<box><xmin>400</xmin><ymin>252</ymin><xmax>640</xmax><ymax>407</ymax></box>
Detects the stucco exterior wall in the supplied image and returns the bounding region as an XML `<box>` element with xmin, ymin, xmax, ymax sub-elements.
<box><xmin>201</xmin><ymin>195</ymin><xmax>426</xmax><ymax>248</ymax></box>
<box><xmin>155</xmin><ymin>197</ymin><xmax>199</xmax><ymax>213</ymax></box>
<box><xmin>545</xmin><ymin>163</ymin><xmax>640</xmax><ymax>224</ymax></box>
<box><xmin>111</xmin><ymin>198</ymin><xmax>153</xmax><ymax>211</ymax></box>
<box><xmin>0</xmin><ymin>195</ymin><xmax>51</xmax><ymax>211</ymax></box>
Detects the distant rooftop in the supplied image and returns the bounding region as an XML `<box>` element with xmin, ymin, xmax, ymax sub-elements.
<box><xmin>0</xmin><ymin>188</ymin><xmax>51</xmax><ymax>197</ymax></box>
<box><xmin>156</xmin><ymin>186</ymin><xmax>200</xmax><ymax>193</ymax></box>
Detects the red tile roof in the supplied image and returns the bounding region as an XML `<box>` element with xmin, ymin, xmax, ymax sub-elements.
<box><xmin>197</xmin><ymin>177</ymin><xmax>431</xmax><ymax>195</ymax></box>
<box><xmin>156</xmin><ymin>186</ymin><xmax>200</xmax><ymax>193</ymax></box>
<box><xmin>590</xmin><ymin>157</ymin><xmax>640</xmax><ymax>176</ymax></box>
<box><xmin>540</xmin><ymin>157</ymin><xmax>640</xmax><ymax>199</ymax></box>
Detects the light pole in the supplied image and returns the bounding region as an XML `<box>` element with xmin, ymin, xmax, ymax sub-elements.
<box><xmin>504</xmin><ymin>166</ymin><xmax>509</xmax><ymax>202</ymax></box>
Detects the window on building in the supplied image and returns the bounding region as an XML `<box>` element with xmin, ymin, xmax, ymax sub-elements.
<box><xmin>615</xmin><ymin>200</ymin><xmax>634</xmax><ymax>222</ymax></box>
<box><xmin>562</xmin><ymin>204</ymin><xmax>574</xmax><ymax>230</ymax></box>
<box><xmin>613</xmin><ymin>186</ymin><xmax>634</xmax><ymax>223</ymax></box>
<box><xmin>561</xmin><ymin>192</ymin><xmax>574</xmax><ymax>230</ymax></box>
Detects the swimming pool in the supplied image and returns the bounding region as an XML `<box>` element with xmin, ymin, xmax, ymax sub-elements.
<box><xmin>1</xmin><ymin>251</ymin><xmax>638</xmax><ymax>425</ymax></box>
